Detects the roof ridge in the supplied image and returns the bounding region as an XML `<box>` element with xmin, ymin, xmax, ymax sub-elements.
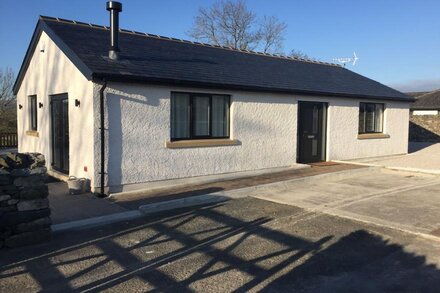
<box><xmin>39</xmin><ymin>15</ymin><xmax>341</xmax><ymax>67</ymax></box>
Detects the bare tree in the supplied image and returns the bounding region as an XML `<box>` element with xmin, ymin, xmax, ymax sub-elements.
<box><xmin>258</xmin><ymin>16</ymin><xmax>287</xmax><ymax>54</ymax></box>
<box><xmin>189</xmin><ymin>0</ymin><xmax>286</xmax><ymax>53</ymax></box>
<box><xmin>289</xmin><ymin>49</ymin><xmax>310</xmax><ymax>60</ymax></box>
<box><xmin>0</xmin><ymin>67</ymin><xmax>15</xmax><ymax>114</ymax></box>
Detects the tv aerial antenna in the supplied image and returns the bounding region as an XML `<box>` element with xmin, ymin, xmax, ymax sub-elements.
<box><xmin>333</xmin><ymin>52</ymin><xmax>358</xmax><ymax>67</ymax></box>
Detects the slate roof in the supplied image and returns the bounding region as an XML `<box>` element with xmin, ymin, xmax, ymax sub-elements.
<box><xmin>14</xmin><ymin>16</ymin><xmax>413</xmax><ymax>102</ymax></box>
<box><xmin>411</xmin><ymin>90</ymin><xmax>440</xmax><ymax>110</ymax></box>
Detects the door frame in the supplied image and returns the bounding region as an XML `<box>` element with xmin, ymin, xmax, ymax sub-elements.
<box><xmin>297</xmin><ymin>101</ymin><xmax>328</xmax><ymax>163</ymax></box>
<box><xmin>50</xmin><ymin>93</ymin><xmax>69</xmax><ymax>174</ymax></box>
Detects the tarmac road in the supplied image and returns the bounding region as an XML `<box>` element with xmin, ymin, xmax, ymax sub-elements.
<box><xmin>1</xmin><ymin>197</ymin><xmax>440</xmax><ymax>292</ymax></box>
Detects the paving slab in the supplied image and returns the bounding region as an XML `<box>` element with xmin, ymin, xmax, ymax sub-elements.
<box><xmin>48</xmin><ymin>163</ymin><xmax>364</xmax><ymax>226</ymax></box>
<box><xmin>110</xmin><ymin>163</ymin><xmax>365</xmax><ymax>210</ymax></box>
<box><xmin>49</xmin><ymin>182</ymin><xmax>128</xmax><ymax>224</ymax></box>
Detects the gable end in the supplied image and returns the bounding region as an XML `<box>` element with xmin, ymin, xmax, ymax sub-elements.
<box><xmin>13</xmin><ymin>17</ymin><xmax>94</xmax><ymax>95</ymax></box>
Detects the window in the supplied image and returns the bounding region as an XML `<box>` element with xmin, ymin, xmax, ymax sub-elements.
<box><xmin>29</xmin><ymin>95</ymin><xmax>38</xmax><ymax>131</ymax></box>
<box><xmin>171</xmin><ymin>92</ymin><xmax>230</xmax><ymax>140</ymax></box>
<box><xmin>359</xmin><ymin>102</ymin><xmax>384</xmax><ymax>134</ymax></box>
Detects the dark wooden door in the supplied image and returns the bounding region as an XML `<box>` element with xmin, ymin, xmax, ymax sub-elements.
<box><xmin>51</xmin><ymin>94</ymin><xmax>69</xmax><ymax>174</ymax></box>
<box><xmin>298</xmin><ymin>101</ymin><xmax>327</xmax><ymax>163</ymax></box>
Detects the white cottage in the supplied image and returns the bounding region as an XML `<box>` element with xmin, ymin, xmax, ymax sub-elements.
<box><xmin>13</xmin><ymin>2</ymin><xmax>413</xmax><ymax>196</ymax></box>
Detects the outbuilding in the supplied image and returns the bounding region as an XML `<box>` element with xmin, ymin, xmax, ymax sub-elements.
<box><xmin>14</xmin><ymin>4</ymin><xmax>413</xmax><ymax>195</ymax></box>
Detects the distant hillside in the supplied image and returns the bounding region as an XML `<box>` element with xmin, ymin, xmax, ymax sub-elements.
<box><xmin>405</xmin><ymin>91</ymin><xmax>430</xmax><ymax>98</ymax></box>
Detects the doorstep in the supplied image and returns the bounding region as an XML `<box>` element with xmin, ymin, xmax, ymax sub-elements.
<box><xmin>47</xmin><ymin>169</ymin><xmax>69</xmax><ymax>181</ymax></box>
<box><xmin>109</xmin><ymin>162</ymin><xmax>367</xmax><ymax>210</ymax></box>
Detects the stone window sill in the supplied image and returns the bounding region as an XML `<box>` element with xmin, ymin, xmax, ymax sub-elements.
<box><xmin>166</xmin><ymin>139</ymin><xmax>239</xmax><ymax>149</ymax></box>
<box><xmin>357</xmin><ymin>133</ymin><xmax>390</xmax><ymax>140</ymax></box>
<box><xmin>26</xmin><ymin>130</ymin><xmax>39</xmax><ymax>137</ymax></box>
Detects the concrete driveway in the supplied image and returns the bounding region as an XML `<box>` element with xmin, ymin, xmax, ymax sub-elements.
<box><xmin>240</xmin><ymin>167</ymin><xmax>440</xmax><ymax>239</ymax></box>
<box><xmin>344</xmin><ymin>142</ymin><xmax>440</xmax><ymax>174</ymax></box>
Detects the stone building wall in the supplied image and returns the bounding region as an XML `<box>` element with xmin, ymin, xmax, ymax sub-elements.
<box><xmin>0</xmin><ymin>153</ymin><xmax>51</xmax><ymax>249</ymax></box>
<box><xmin>409</xmin><ymin>113</ymin><xmax>440</xmax><ymax>142</ymax></box>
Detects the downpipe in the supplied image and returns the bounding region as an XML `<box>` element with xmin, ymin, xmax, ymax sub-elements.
<box><xmin>98</xmin><ymin>80</ymin><xmax>108</xmax><ymax>198</ymax></box>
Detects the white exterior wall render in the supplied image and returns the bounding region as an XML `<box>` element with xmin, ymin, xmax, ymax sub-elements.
<box><xmin>412</xmin><ymin>110</ymin><xmax>439</xmax><ymax>116</ymax></box>
<box><xmin>16</xmin><ymin>31</ymin><xmax>95</xmax><ymax>184</ymax></box>
<box><xmin>93</xmin><ymin>82</ymin><xmax>298</xmax><ymax>190</ymax></box>
<box><xmin>297</xmin><ymin>96</ymin><xmax>410</xmax><ymax>160</ymax></box>
<box><xmin>94</xmin><ymin>82</ymin><xmax>410</xmax><ymax>190</ymax></box>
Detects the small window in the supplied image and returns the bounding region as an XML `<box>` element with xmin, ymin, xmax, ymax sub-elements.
<box><xmin>359</xmin><ymin>102</ymin><xmax>384</xmax><ymax>134</ymax></box>
<box><xmin>171</xmin><ymin>92</ymin><xmax>230</xmax><ymax>140</ymax></box>
<box><xmin>29</xmin><ymin>95</ymin><xmax>38</xmax><ymax>131</ymax></box>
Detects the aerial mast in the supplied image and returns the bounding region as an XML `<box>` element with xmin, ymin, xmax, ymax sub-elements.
<box><xmin>333</xmin><ymin>52</ymin><xmax>359</xmax><ymax>67</ymax></box>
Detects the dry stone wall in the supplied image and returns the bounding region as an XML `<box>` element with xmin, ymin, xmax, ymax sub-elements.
<box><xmin>0</xmin><ymin>153</ymin><xmax>51</xmax><ymax>248</ymax></box>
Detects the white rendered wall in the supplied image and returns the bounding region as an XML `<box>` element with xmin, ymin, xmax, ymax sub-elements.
<box><xmin>93</xmin><ymin>82</ymin><xmax>298</xmax><ymax>190</ymax></box>
<box><xmin>294</xmin><ymin>96</ymin><xmax>410</xmax><ymax>160</ymax></box>
<box><xmin>16</xmin><ymin>31</ymin><xmax>94</xmax><ymax>183</ymax></box>
<box><xmin>94</xmin><ymin>82</ymin><xmax>410</xmax><ymax>190</ymax></box>
<box><xmin>412</xmin><ymin>110</ymin><xmax>438</xmax><ymax>116</ymax></box>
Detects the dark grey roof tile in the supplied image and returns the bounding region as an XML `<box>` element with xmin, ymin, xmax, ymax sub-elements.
<box><xmin>18</xmin><ymin>16</ymin><xmax>413</xmax><ymax>102</ymax></box>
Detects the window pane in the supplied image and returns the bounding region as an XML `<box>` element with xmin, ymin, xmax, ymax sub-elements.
<box><xmin>171</xmin><ymin>93</ymin><xmax>190</xmax><ymax>139</ymax></box>
<box><xmin>365</xmin><ymin>103</ymin><xmax>375</xmax><ymax>133</ymax></box>
<box><xmin>193</xmin><ymin>96</ymin><xmax>210</xmax><ymax>136</ymax></box>
<box><xmin>62</xmin><ymin>99</ymin><xmax>69</xmax><ymax>172</ymax></box>
<box><xmin>312</xmin><ymin>105</ymin><xmax>318</xmax><ymax>133</ymax></box>
<box><xmin>30</xmin><ymin>96</ymin><xmax>37</xmax><ymax>131</ymax></box>
<box><xmin>375</xmin><ymin>104</ymin><xmax>384</xmax><ymax>132</ymax></box>
<box><xmin>212</xmin><ymin>95</ymin><xmax>229</xmax><ymax>137</ymax></box>
<box><xmin>359</xmin><ymin>103</ymin><xmax>365</xmax><ymax>133</ymax></box>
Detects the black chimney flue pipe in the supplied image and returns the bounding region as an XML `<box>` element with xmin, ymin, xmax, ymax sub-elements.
<box><xmin>106</xmin><ymin>1</ymin><xmax>122</xmax><ymax>60</ymax></box>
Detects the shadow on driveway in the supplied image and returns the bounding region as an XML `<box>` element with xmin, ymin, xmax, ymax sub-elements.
<box><xmin>409</xmin><ymin>141</ymin><xmax>438</xmax><ymax>153</ymax></box>
<box><xmin>1</xmin><ymin>198</ymin><xmax>439</xmax><ymax>292</ymax></box>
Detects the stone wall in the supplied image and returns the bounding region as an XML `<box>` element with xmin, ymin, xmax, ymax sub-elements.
<box><xmin>0</xmin><ymin>153</ymin><xmax>51</xmax><ymax>249</ymax></box>
<box><xmin>409</xmin><ymin>113</ymin><xmax>440</xmax><ymax>142</ymax></box>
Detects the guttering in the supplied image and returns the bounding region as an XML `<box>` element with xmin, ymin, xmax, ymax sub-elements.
<box><xmin>98</xmin><ymin>80</ymin><xmax>107</xmax><ymax>197</ymax></box>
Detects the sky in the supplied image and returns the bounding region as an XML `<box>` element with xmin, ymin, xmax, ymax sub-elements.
<box><xmin>0</xmin><ymin>0</ymin><xmax>439</xmax><ymax>92</ymax></box>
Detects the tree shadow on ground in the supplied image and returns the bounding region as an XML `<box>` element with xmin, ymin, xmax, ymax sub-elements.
<box><xmin>1</xmin><ymin>200</ymin><xmax>439</xmax><ymax>292</ymax></box>
<box><xmin>263</xmin><ymin>230</ymin><xmax>440</xmax><ymax>292</ymax></box>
